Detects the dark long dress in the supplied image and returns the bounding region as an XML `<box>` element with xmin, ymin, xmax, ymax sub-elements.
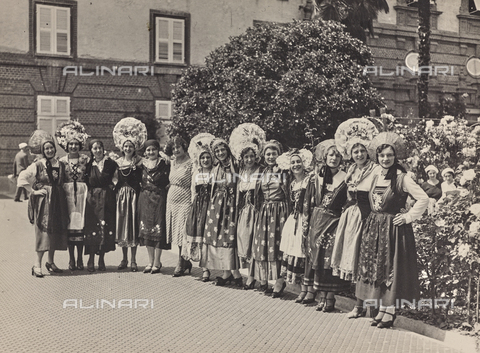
<box><xmin>138</xmin><ymin>159</ymin><xmax>171</xmax><ymax>249</ymax></box>
<box><xmin>22</xmin><ymin>159</ymin><xmax>69</xmax><ymax>251</ymax></box>
<box><xmin>115</xmin><ymin>157</ymin><xmax>143</xmax><ymax>247</ymax></box>
<box><xmin>356</xmin><ymin>172</ymin><xmax>428</xmax><ymax>306</ymax></box>
<box><xmin>183</xmin><ymin>179</ymin><xmax>212</xmax><ymax>264</ymax></box>
<box><xmin>421</xmin><ymin>181</ymin><xmax>442</xmax><ymax>201</ymax></box>
<box><xmin>84</xmin><ymin>157</ymin><xmax>118</xmax><ymax>254</ymax></box>
<box><xmin>303</xmin><ymin>171</ymin><xmax>350</xmax><ymax>292</ymax></box>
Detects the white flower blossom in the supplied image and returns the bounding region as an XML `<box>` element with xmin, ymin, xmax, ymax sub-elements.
<box><xmin>463</xmin><ymin>169</ymin><xmax>476</xmax><ymax>181</ymax></box>
<box><xmin>470</xmin><ymin>204</ymin><xmax>480</xmax><ymax>218</ymax></box>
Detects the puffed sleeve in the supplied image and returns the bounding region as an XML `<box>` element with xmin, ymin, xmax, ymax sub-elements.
<box><xmin>402</xmin><ymin>174</ymin><xmax>429</xmax><ymax>224</ymax></box>
<box><xmin>17</xmin><ymin>162</ymin><xmax>37</xmax><ymax>189</ymax></box>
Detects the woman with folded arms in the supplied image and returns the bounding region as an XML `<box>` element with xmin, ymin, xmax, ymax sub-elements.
<box><xmin>19</xmin><ymin>134</ymin><xmax>69</xmax><ymax>277</ymax></box>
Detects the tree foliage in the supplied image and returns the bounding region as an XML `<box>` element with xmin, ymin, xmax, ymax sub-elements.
<box><xmin>169</xmin><ymin>20</ymin><xmax>383</xmax><ymax>148</ymax></box>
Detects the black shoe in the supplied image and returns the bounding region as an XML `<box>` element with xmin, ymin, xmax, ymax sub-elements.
<box><xmin>243</xmin><ymin>279</ymin><xmax>256</xmax><ymax>290</ymax></box>
<box><xmin>131</xmin><ymin>262</ymin><xmax>138</xmax><ymax>272</ymax></box>
<box><xmin>371</xmin><ymin>310</ymin><xmax>386</xmax><ymax>326</ymax></box>
<box><xmin>184</xmin><ymin>260</ymin><xmax>192</xmax><ymax>274</ymax></box>
<box><xmin>377</xmin><ymin>312</ymin><xmax>396</xmax><ymax>329</ymax></box>
<box><xmin>68</xmin><ymin>260</ymin><xmax>77</xmax><ymax>271</ymax></box>
<box><xmin>233</xmin><ymin>276</ymin><xmax>243</xmax><ymax>287</ymax></box>
<box><xmin>45</xmin><ymin>262</ymin><xmax>63</xmax><ymax>273</ymax></box>
<box><xmin>216</xmin><ymin>274</ymin><xmax>234</xmax><ymax>286</ymax></box>
<box><xmin>118</xmin><ymin>260</ymin><xmax>128</xmax><ymax>270</ymax></box>
<box><xmin>272</xmin><ymin>281</ymin><xmax>287</xmax><ymax>298</ymax></box>
<box><xmin>301</xmin><ymin>291</ymin><xmax>317</xmax><ymax>305</ymax></box>
<box><xmin>77</xmin><ymin>259</ymin><xmax>84</xmax><ymax>271</ymax></box>
<box><xmin>151</xmin><ymin>263</ymin><xmax>162</xmax><ymax>274</ymax></box>
<box><xmin>322</xmin><ymin>298</ymin><xmax>336</xmax><ymax>312</ymax></box>
<box><xmin>14</xmin><ymin>199</ymin><xmax>22</xmax><ymax>202</ymax></box>
<box><xmin>295</xmin><ymin>291</ymin><xmax>307</xmax><ymax>303</ymax></box>
<box><xmin>98</xmin><ymin>260</ymin><xmax>106</xmax><ymax>271</ymax></box>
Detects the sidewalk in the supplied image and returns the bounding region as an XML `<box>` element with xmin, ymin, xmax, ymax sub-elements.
<box><xmin>0</xmin><ymin>198</ymin><xmax>474</xmax><ymax>353</ymax></box>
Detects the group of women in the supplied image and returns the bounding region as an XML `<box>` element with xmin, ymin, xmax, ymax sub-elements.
<box><xmin>20</xmin><ymin>117</ymin><xmax>430</xmax><ymax>329</ymax></box>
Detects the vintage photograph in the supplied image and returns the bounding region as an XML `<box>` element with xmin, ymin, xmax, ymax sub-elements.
<box><xmin>0</xmin><ymin>0</ymin><xmax>479</xmax><ymax>352</ymax></box>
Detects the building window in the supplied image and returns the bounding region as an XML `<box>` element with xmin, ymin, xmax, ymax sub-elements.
<box><xmin>37</xmin><ymin>96</ymin><xmax>71</xmax><ymax>155</ymax></box>
<box><xmin>150</xmin><ymin>10</ymin><xmax>190</xmax><ymax>65</ymax></box>
<box><xmin>156</xmin><ymin>100</ymin><xmax>172</xmax><ymax>143</ymax></box>
<box><xmin>36</xmin><ymin>4</ymin><xmax>70</xmax><ymax>55</ymax></box>
<box><xmin>31</xmin><ymin>0</ymin><xmax>77</xmax><ymax>57</ymax></box>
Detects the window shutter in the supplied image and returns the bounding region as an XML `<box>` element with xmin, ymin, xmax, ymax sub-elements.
<box><xmin>38</xmin><ymin>6</ymin><xmax>52</xmax><ymax>53</ymax></box>
<box><xmin>37</xmin><ymin>117</ymin><xmax>54</xmax><ymax>134</ymax></box>
<box><xmin>38</xmin><ymin>96</ymin><xmax>54</xmax><ymax>116</ymax></box>
<box><xmin>156</xmin><ymin>101</ymin><xmax>171</xmax><ymax>121</ymax></box>
<box><xmin>157</xmin><ymin>18</ymin><xmax>169</xmax><ymax>62</ymax></box>
<box><xmin>55</xmin><ymin>97</ymin><xmax>70</xmax><ymax>116</ymax></box>
<box><xmin>55</xmin><ymin>8</ymin><xmax>70</xmax><ymax>54</ymax></box>
<box><xmin>172</xmin><ymin>20</ymin><xmax>184</xmax><ymax>63</ymax></box>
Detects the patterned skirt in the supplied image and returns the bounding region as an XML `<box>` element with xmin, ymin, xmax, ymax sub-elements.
<box><xmin>236</xmin><ymin>202</ymin><xmax>257</xmax><ymax>268</ymax></box>
<box><xmin>356</xmin><ymin>212</ymin><xmax>420</xmax><ymax>306</ymax></box>
<box><xmin>138</xmin><ymin>188</ymin><xmax>170</xmax><ymax>250</ymax></box>
<box><xmin>251</xmin><ymin>200</ymin><xmax>287</xmax><ymax>281</ymax></box>
<box><xmin>304</xmin><ymin>207</ymin><xmax>349</xmax><ymax>292</ymax></box>
<box><xmin>84</xmin><ymin>187</ymin><xmax>116</xmax><ymax>254</ymax></box>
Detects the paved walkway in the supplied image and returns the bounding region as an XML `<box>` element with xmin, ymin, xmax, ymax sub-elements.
<box><xmin>0</xmin><ymin>198</ymin><xmax>471</xmax><ymax>353</ymax></box>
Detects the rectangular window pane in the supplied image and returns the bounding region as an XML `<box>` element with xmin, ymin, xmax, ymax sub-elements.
<box><xmin>157</xmin><ymin>104</ymin><xmax>169</xmax><ymax>118</ymax></box>
<box><xmin>157</xmin><ymin>19</ymin><xmax>169</xmax><ymax>39</ymax></box>
<box><xmin>40</xmin><ymin>98</ymin><xmax>53</xmax><ymax>114</ymax></box>
<box><xmin>56</xmin><ymin>33</ymin><xmax>68</xmax><ymax>53</ymax></box>
<box><xmin>56</xmin><ymin>99</ymin><xmax>68</xmax><ymax>115</ymax></box>
<box><xmin>158</xmin><ymin>43</ymin><xmax>168</xmax><ymax>61</ymax></box>
<box><xmin>38</xmin><ymin>117</ymin><xmax>53</xmax><ymax>133</ymax></box>
<box><xmin>173</xmin><ymin>21</ymin><xmax>183</xmax><ymax>41</ymax></box>
<box><xmin>39</xmin><ymin>7</ymin><xmax>51</xmax><ymax>28</ymax></box>
<box><xmin>39</xmin><ymin>31</ymin><xmax>51</xmax><ymax>52</ymax></box>
<box><xmin>173</xmin><ymin>43</ymin><xmax>183</xmax><ymax>62</ymax></box>
<box><xmin>56</xmin><ymin>9</ymin><xmax>68</xmax><ymax>30</ymax></box>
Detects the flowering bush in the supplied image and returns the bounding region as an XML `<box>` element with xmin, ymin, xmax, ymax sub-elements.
<box><xmin>388</xmin><ymin>114</ymin><xmax>480</xmax><ymax>323</ymax></box>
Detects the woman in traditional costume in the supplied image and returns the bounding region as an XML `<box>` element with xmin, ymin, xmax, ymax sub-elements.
<box><xmin>356</xmin><ymin>132</ymin><xmax>428</xmax><ymax>328</ymax></box>
<box><xmin>112</xmin><ymin>117</ymin><xmax>147</xmax><ymax>272</ymax></box>
<box><xmin>420</xmin><ymin>165</ymin><xmax>442</xmax><ymax>214</ymax></box>
<box><xmin>275</xmin><ymin>148</ymin><xmax>312</xmax><ymax>298</ymax></box>
<box><xmin>56</xmin><ymin>121</ymin><xmax>90</xmax><ymax>271</ymax></box>
<box><xmin>330</xmin><ymin>118</ymin><xmax>379</xmax><ymax>317</ymax></box>
<box><xmin>138</xmin><ymin>139</ymin><xmax>171</xmax><ymax>274</ymax></box>
<box><xmin>182</xmin><ymin>133</ymin><xmax>215</xmax><ymax>281</ymax></box>
<box><xmin>204</xmin><ymin>138</ymin><xmax>242</xmax><ymax>286</ymax></box>
<box><xmin>84</xmin><ymin>139</ymin><xmax>117</xmax><ymax>272</ymax></box>
<box><xmin>229</xmin><ymin>123</ymin><xmax>266</xmax><ymax>290</ymax></box>
<box><xmin>19</xmin><ymin>131</ymin><xmax>69</xmax><ymax>276</ymax></box>
<box><xmin>251</xmin><ymin>140</ymin><xmax>289</xmax><ymax>293</ymax></box>
<box><xmin>302</xmin><ymin>140</ymin><xmax>349</xmax><ymax>312</ymax></box>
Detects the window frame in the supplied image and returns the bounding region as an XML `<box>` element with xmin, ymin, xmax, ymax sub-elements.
<box><xmin>30</xmin><ymin>0</ymin><xmax>77</xmax><ymax>58</ymax></box>
<box><xmin>150</xmin><ymin>10</ymin><xmax>190</xmax><ymax>66</ymax></box>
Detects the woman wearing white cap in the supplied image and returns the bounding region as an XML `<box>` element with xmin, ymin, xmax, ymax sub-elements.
<box><xmin>436</xmin><ymin>167</ymin><xmax>458</xmax><ymax>209</ymax></box>
<box><xmin>420</xmin><ymin>165</ymin><xmax>442</xmax><ymax>214</ymax></box>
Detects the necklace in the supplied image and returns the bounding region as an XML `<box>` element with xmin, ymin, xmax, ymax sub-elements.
<box><xmin>120</xmin><ymin>157</ymin><xmax>135</xmax><ymax>177</ymax></box>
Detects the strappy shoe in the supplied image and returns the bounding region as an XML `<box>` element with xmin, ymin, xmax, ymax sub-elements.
<box><xmin>131</xmin><ymin>262</ymin><xmax>138</xmax><ymax>272</ymax></box>
<box><xmin>315</xmin><ymin>297</ymin><xmax>326</xmax><ymax>311</ymax></box>
<box><xmin>31</xmin><ymin>266</ymin><xmax>44</xmax><ymax>278</ymax></box>
<box><xmin>233</xmin><ymin>276</ymin><xmax>243</xmax><ymax>287</ymax></box>
<box><xmin>371</xmin><ymin>310</ymin><xmax>386</xmax><ymax>326</ymax></box>
<box><xmin>117</xmin><ymin>259</ymin><xmax>128</xmax><ymax>270</ymax></box>
<box><xmin>45</xmin><ymin>262</ymin><xmax>63</xmax><ymax>273</ymax></box>
<box><xmin>68</xmin><ymin>260</ymin><xmax>77</xmax><ymax>271</ymax></box>
<box><xmin>151</xmin><ymin>263</ymin><xmax>162</xmax><ymax>274</ymax></box>
<box><xmin>377</xmin><ymin>312</ymin><xmax>396</xmax><ymax>329</ymax></box>
<box><xmin>346</xmin><ymin>306</ymin><xmax>366</xmax><ymax>319</ymax></box>
<box><xmin>143</xmin><ymin>264</ymin><xmax>152</xmax><ymax>273</ymax></box>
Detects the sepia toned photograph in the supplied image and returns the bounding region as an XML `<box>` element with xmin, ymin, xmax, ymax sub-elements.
<box><xmin>0</xmin><ymin>0</ymin><xmax>479</xmax><ymax>352</ymax></box>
